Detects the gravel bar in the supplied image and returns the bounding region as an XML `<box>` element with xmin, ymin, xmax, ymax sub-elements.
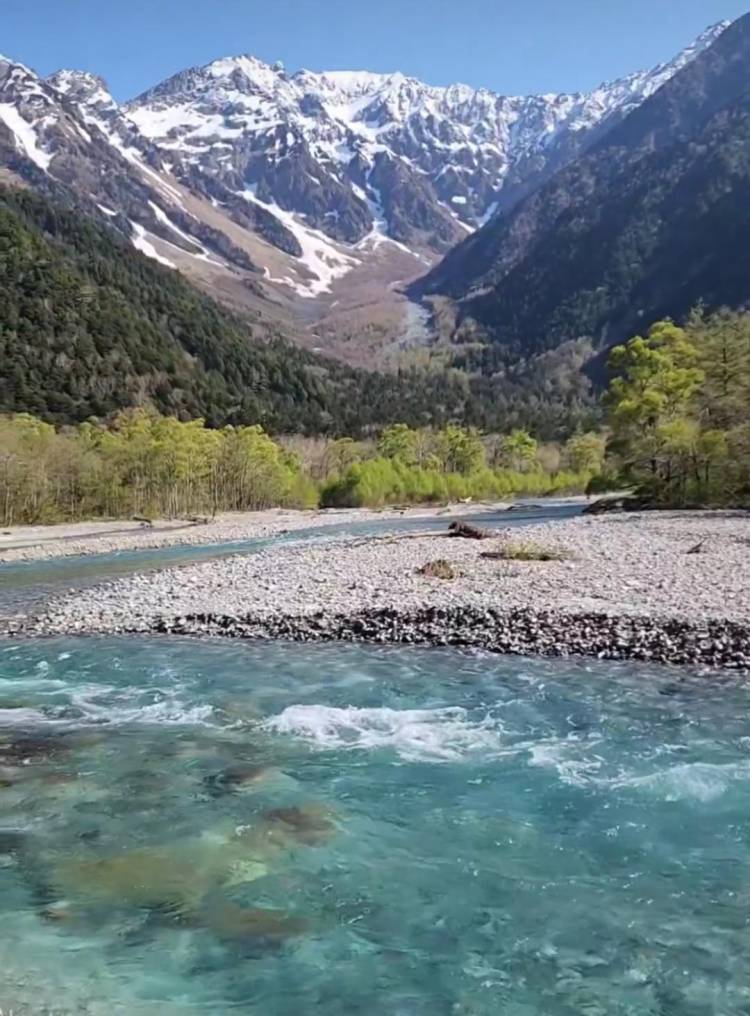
<box><xmin>0</xmin><ymin>501</ymin><xmax>511</xmax><ymax>563</ymax></box>
<box><xmin>6</xmin><ymin>512</ymin><xmax>750</xmax><ymax>670</ymax></box>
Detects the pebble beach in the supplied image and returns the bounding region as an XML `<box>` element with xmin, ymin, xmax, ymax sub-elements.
<box><xmin>0</xmin><ymin>502</ymin><xmax>510</xmax><ymax>563</ymax></box>
<box><xmin>8</xmin><ymin>510</ymin><xmax>750</xmax><ymax>670</ymax></box>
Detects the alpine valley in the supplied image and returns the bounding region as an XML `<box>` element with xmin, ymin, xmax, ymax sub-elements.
<box><xmin>1</xmin><ymin>14</ymin><xmax>749</xmax><ymax>432</ymax></box>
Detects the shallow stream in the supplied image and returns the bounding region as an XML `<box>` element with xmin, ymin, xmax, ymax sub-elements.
<box><xmin>1</xmin><ymin>637</ymin><xmax>748</xmax><ymax>1013</ymax></box>
<box><xmin>0</xmin><ymin>503</ymin><xmax>579</xmax><ymax>617</ymax></box>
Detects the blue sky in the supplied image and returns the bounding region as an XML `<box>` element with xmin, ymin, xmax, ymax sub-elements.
<box><xmin>3</xmin><ymin>1</ymin><xmax>747</xmax><ymax>100</ymax></box>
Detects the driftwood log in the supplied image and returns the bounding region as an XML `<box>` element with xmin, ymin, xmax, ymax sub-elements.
<box><xmin>448</xmin><ymin>521</ymin><xmax>491</xmax><ymax>540</ymax></box>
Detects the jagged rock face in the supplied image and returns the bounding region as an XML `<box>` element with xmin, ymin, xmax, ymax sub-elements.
<box><xmin>124</xmin><ymin>24</ymin><xmax>727</xmax><ymax>251</ymax></box>
<box><xmin>245</xmin><ymin>132</ymin><xmax>372</xmax><ymax>244</ymax></box>
<box><xmin>414</xmin><ymin>13</ymin><xmax>750</xmax><ymax>362</ymax></box>
<box><xmin>367</xmin><ymin>150</ymin><xmax>460</xmax><ymax>249</ymax></box>
<box><xmin>0</xmin><ymin>58</ymin><xmax>93</xmax><ymax>177</ymax></box>
<box><xmin>0</xmin><ymin>61</ymin><xmax>267</xmax><ymax>275</ymax></box>
<box><xmin>47</xmin><ymin>68</ymin><xmax>160</xmax><ymax>170</ymax></box>
<box><xmin>0</xmin><ymin>20</ymin><xmax>732</xmax><ymax>312</ymax></box>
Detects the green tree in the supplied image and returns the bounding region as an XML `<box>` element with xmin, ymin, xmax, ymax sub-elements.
<box><xmin>606</xmin><ymin>320</ymin><xmax>703</xmax><ymax>497</ymax></box>
<box><xmin>499</xmin><ymin>429</ymin><xmax>538</xmax><ymax>472</ymax></box>
<box><xmin>377</xmin><ymin>424</ymin><xmax>418</xmax><ymax>465</ymax></box>
<box><xmin>564</xmin><ymin>432</ymin><xmax>606</xmax><ymax>474</ymax></box>
<box><xmin>603</xmin><ymin>315</ymin><xmax>750</xmax><ymax>504</ymax></box>
<box><xmin>435</xmin><ymin>425</ymin><xmax>486</xmax><ymax>475</ymax></box>
<box><xmin>688</xmin><ymin>308</ymin><xmax>750</xmax><ymax>430</ymax></box>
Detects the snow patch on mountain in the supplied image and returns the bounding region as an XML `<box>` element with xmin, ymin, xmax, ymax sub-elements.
<box><xmin>243</xmin><ymin>188</ymin><xmax>358</xmax><ymax>296</ymax></box>
<box><xmin>0</xmin><ymin>20</ymin><xmax>734</xmax><ymax>304</ymax></box>
<box><xmin>122</xmin><ymin>20</ymin><xmax>729</xmax><ymax>252</ymax></box>
<box><xmin>0</xmin><ymin>102</ymin><xmax>53</xmax><ymax>168</ymax></box>
<box><xmin>130</xmin><ymin>221</ymin><xmax>176</xmax><ymax>268</ymax></box>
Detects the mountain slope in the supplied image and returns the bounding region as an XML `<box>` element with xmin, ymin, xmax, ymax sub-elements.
<box><xmin>0</xmin><ymin>56</ymin><xmax>323</xmax><ymax>333</ymax></box>
<box><xmin>0</xmin><ymin>181</ymin><xmax>602</xmax><ymax>437</ymax></box>
<box><xmin>126</xmin><ymin>25</ymin><xmax>726</xmax><ymax>250</ymax></box>
<box><xmin>0</xmin><ymin>24</ymin><xmax>729</xmax><ymax>366</ymax></box>
<box><xmin>414</xmin><ymin>14</ymin><xmax>750</xmax><ymax>361</ymax></box>
<box><xmin>0</xmin><ymin>184</ymin><xmax>485</xmax><ymax>433</ymax></box>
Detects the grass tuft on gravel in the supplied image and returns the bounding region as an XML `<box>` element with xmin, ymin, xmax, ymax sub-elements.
<box><xmin>417</xmin><ymin>559</ymin><xmax>460</xmax><ymax>580</ymax></box>
<box><xmin>481</xmin><ymin>541</ymin><xmax>569</xmax><ymax>563</ymax></box>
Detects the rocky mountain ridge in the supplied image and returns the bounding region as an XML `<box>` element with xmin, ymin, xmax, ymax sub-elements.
<box><xmin>0</xmin><ymin>20</ymin><xmax>733</xmax><ymax>359</ymax></box>
<box><xmin>413</xmin><ymin>12</ymin><xmax>750</xmax><ymax>366</ymax></box>
<box><xmin>128</xmin><ymin>24</ymin><xmax>727</xmax><ymax>242</ymax></box>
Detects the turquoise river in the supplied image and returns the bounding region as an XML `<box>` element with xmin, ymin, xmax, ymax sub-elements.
<box><xmin>1</xmin><ymin>635</ymin><xmax>749</xmax><ymax>1014</ymax></box>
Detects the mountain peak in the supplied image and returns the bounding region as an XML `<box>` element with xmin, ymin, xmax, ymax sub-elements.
<box><xmin>660</xmin><ymin>18</ymin><xmax>732</xmax><ymax>70</ymax></box>
<box><xmin>48</xmin><ymin>68</ymin><xmax>108</xmax><ymax>92</ymax></box>
<box><xmin>0</xmin><ymin>53</ymin><xmax>36</xmax><ymax>76</ymax></box>
<box><xmin>207</xmin><ymin>53</ymin><xmax>280</xmax><ymax>82</ymax></box>
<box><xmin>0</xmin><ymin>17</ymin><xmax>739</xmax><ymax>312</ymax></box>
<box><xmin>695</xmin><ymin>19</ymin><xmax>733</xmax><ymax>43</ymax></box>
<box><xmin>47</xmin><ymin>69</ymin><xmax>115</xmax><ymax>109</ymax></box>
<box><xmin>120</xmin><ymin>17</ymin><xmax>732</xmax><ymax>250</ymax></box>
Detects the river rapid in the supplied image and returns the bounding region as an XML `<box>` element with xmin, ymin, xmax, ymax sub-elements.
<box><xmin>1</xmin><ymin>636</ymin><xmax>749</xmax><ymax>1014</ymax></box>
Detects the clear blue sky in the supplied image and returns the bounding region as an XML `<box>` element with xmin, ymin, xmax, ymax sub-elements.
<box><xmin>3</xmin><ymin>1</ymin><xmax>747</xmax><ymax>100</ymax></box>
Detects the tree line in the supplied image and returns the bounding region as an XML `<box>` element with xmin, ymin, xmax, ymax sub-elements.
<box><xmin>3</xmin><ymin>308</ymin><xmax>747</xmax><ymax>524</ymax></box>
<box><xmin>320</xmin><ymin>423</ymin><xmax>602</xmax><ymax>508</ymax></box>
<box><xmin>0</xmin><ymin>410</ymin><xmax>601</xmax><ymax>525</ymax></box>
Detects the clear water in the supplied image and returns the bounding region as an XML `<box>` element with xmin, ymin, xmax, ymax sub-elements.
<box><xmin>0</xmin><ymin>503</ymin><xmax>581</xmax><ymax>616</ymax></box>
<box><xmin>1</xmin><ymin>638</ymin><xmax>749</xmax><ymax>1014</ymax></box>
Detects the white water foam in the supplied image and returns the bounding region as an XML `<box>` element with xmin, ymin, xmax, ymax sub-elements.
<box><xmin>528</xmin><ymin>737</ymin><xmax>750</xmax><ymax>802</ymax></box>
<box><xmin>0</xmin><ymin>707</ymin><xmax>49</xmax><ymax>725</ymax></box>
<box><xmin>262</xmin><ymin>704</ymin><xmax>504</xmax><ymax>762</ymax></box>
<box><xmin>527</xmin><ymin>737</ymin><xmax>605</xmax><ymax>787</ymax></box>
<box><xmin>613</xmin><ymin>761</ymin><xmax>750</xmax><ymax>803</ymax></box>
<box><xmin>0</xmin><ymin>684</ymin><xmax>214</xmax><ymax>729</ymax></box>
<box><xmin>69</xmin><ymin>685</ymin><xmax>215</xmax><ymax>727</ymax></box>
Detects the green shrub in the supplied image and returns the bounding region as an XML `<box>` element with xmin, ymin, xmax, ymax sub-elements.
<box><xmin>481</xmin><ymin>541</ymin><xmax>569</xmax><ymax>562</ymax></box>
<box><xmin>586</xmin><ymin>471</ymin><xmax>624</xmax><ymax>496</ymax></box>
<box><xmin>318</xmin><ymin>458</ymin><xmax>591</xmax><ymax>509</ymax></box>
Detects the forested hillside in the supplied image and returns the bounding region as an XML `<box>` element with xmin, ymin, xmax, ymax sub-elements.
<box><xmin>0</xmin><ymin>185</ymin><xmax>473</xmax><ymax>434</ymax></box>
<box><xmin>0</xmin><ymin>186</ymin><xmax>598</xmax><ymax>438</ymax></box>
<box><xmin>415</xmin><ymin>13</ymin><xmax>750</xmax><ymax>364</ymax></box>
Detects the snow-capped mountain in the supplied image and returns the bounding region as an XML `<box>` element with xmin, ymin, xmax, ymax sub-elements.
<box><xmin>0</xmin><ymin>55</ymin><xmax>299</xmax><ymax>291</ymax></box>
<box><xmin>0</xmin><ymin>19</ymin><xmax>733</xmax><ymax>355</ymax></box>
<box><xmin>125</xmin><ymin>21</ymin><xmax>728</xmax><ymax>249</ymax></box>
<box><xmin>414</xmin><ymin>10</ymin><xmax>750</xmax><ymax>367</ymax></box>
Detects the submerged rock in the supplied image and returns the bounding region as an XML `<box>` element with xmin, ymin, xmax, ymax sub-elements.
<box><xmin>40</xmin><ymin>899</ymin><xmax>77</xmax><ymax>922</ymax></box>
<box><xmin>53</xmin><ymin>850</ymin><xmax>210</xmax><ymax>910</ymax></box>
<box><xmin>203</xmin><ymin>900</ymin><xmax>307</xmax><ymax>941</ymax></box>
<box><xmin>224</xmin><ymin>858</ymin><xmax>269</xmax><ymax>886</ymax></box>
<box><xmin>45</xmin><ymin>808</ymin><xmax>334</xmax><ymax>916</ymax></box>
<box><xmin>0</xmin><ymin>829</ymin><xmax>26</xmax><ymax>856</ymax></box>
<box><xmin>0</xmin><ymin>734</ymin><xmax>71</xmax><ymax>765</ymax></box>
<box><xmin>0</xmin><ymin>729</ymin><xmax>104</xmax><ymax>767</ymax></box>
<box><xmin>263</xmin><ymin>804</ymin><xmax>337</xmax><ymax>845</ymax></box>
<box><xmin>0</xmin><ymin>766</ymin><xmax>20</xmax><ymax>788</ymax></box>
<box><xmin>203</xmin><ymin>764</ymin><xmax>275</xmax><ymax>797</ymax></box>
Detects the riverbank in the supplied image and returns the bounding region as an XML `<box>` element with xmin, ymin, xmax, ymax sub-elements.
<box><xmin>0</xmin><ymin>500</ymin><xmax>516</xmax><ymax>563</ymax></box>
<box><xmin>8</xmin><ymin>511</ymin><xmax>750</xmax><ymax>669</ymax></box>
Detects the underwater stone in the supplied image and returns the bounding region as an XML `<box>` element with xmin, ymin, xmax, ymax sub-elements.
<box><xmin>203</xmin><ymin>900</ymin><xmax>307</xmax><ymax>941</ymax></box>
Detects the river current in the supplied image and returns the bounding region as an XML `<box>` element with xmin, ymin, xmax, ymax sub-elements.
<box><xmin>1</xmin><ymin>636</ymin><xmax>749</xmax><ymax>1014</ymax></box>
